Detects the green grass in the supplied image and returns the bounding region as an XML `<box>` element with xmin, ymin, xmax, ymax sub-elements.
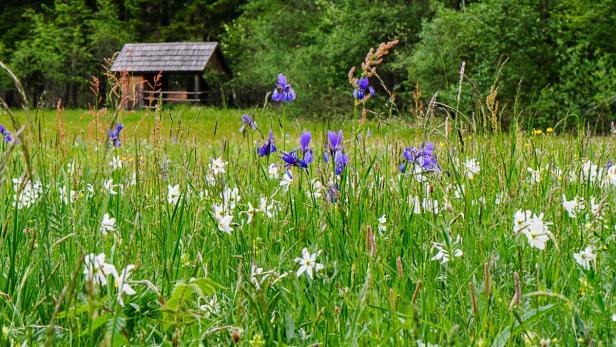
<box><xmin>1</xmin><ymin>105</ymin><xmax>422</xmax><ymax>147</ymax></box>
<box><xmin>0</xmin><ymin>106</ymin><xmax>614</xmax><ymax>346</ymax></box>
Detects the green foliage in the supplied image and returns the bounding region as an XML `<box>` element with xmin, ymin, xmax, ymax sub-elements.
<box><xmin>1</xmin><ymin>0</ymin><xmax>615</xmax><ymax>130</ymax></box>
<box><xmin>404</xmin><ymin>0</ymin><xmax>616</xmax><ymax>129</ymax></box>
<box><xmin>0</xmin><ymin>103</ymin><xmax>614</xmax><ymax>344</ymax></box>
<box><xmin>223</xmin><ymin>0</ymin><xmax>432</xmax><ymax>114</ymax></box>
<box><xmin>10</xmin><ymin>0</ymin><xmax>129</xmax><ymax>106</ymax></box>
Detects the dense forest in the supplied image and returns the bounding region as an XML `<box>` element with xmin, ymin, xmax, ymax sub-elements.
<box><xmin>1</xmin><ymin>0</ymin><xmax>615</xmax><ymax>128</ymax></box>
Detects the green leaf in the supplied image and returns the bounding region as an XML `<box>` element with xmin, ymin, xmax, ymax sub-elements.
<box><xmin>491</xmin><ymin>326</ymin><xmax>510</xmax><ymax>347</ymax></box>
<box><xmin>79</xmin><ymin>313</ymin><xmax>112</xmax><ymax>337</ymax></box>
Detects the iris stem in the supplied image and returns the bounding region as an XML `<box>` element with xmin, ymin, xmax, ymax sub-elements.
<box><xmin>281</xmin><ymin>105</ymin><xmax>286</xmax><ymax>151</ymax></box>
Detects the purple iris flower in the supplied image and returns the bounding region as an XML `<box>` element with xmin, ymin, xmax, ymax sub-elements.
<box><xmin>0</xmin><ymin>125</ymin><xmax>12</xmax><ymax>143</ymax></box>
<box><xmin>323</xmin><ymin>129</ymin><xmax>348</xmax><ymax>174</ymax></box>
<box><xmin>299</xmin><ymin>131</ymin><xmax>311</xmax><ymax>150</ymax></box>
<box><xmin>399</xmin><ymin>142</ymin><xmax>440</xmax><ymax>173</ymax></box>
<box><xmin>108</xmin><ymin>124</ymin><xmax>124</xmax><ymax>147</ymax></box>
<box><xmin>239</xmin><ymin>114</ymin><xmax>257</xmax><ymax>132</ymax></box>
<box><xmin>607</xmin><ymin>160</ymin><xmax>613</xmax><ymax>169</ymax></box>
<box><xmin>402</xmin><ymin>147</ymin><xmax>417</xmax><ymax>162</ymax></box>
<box><xmin>281</xmin><ymin>150</ymin><xmax>309</xmax><ymax>169</ymax></box>
<box><xmin>324</xmin><ymin>130</ymin><xmax>343</xmax><ymax>162</ymax></box>
<box><xmin>353</xmin><ymin>77</ymin><xmax>375</xmax><ymax>100</ymax></box>
<box><xmin>334</xmin><ymin>150</ymin><xmax>348</xmax><ymax>175</ymax></box>
<box><xmin>272</xmin><ymin>73</ymin><xmax>296</xmax><ymax>102</ymax></box>
<box><xmin>280</xmin><ymin>131</ymin><xmax>313</xmax><ymax>169</ymax></box>
<box><xmin>257</xmin><ymin>130</ymin><xmax>277</xmax><ymax>157</ymax></box>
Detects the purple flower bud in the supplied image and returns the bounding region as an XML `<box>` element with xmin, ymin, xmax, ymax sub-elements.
<box><xmin>108</xmin><ymin>123</ymin><xmax>124</xmax><ymax>147</ymax></box>
<box><xmin>240</xmin><ymin>114</ymin><xmax>257</xmax><ymax>132</ymax></box>
<box><xmin>0</xmin><ymin>125</ymin><xmax>12</xmax><ymax>143</ymax></box>
<box><xmin>327</xmin><ymin>130</ymin><xmax>343</xmax><ymax>152</ymax></box>
<box><xmin>258</xmin><ymin>130</ymin><xmax>277</xmax><ymax>157</ymax></box>
<box><xmin>277</xmin><ymin>73</ymin><xmax>287</xmax><ymax>86</ymax></box>
<box><xmin>300</xmin><ymin>131</ymin><xmax>311</xmax><ymax>151</ymax></box>
<box><xmin>334</xmin><ymin>150</ymin><xmax>348</xmax><ymax>175</ymax></box>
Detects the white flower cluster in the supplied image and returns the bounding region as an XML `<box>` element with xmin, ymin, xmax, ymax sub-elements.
<box><xmin>513</xmin><ymin>210</ymin><xmax>552</xmax><ymax>250</ymax></box>
<box><xmin>13</xmin><ymin>177</ymin><xmax>43</xmax><ymax>209</ymax></box>
<box><xmin>83</xmin><ymin>253</ymin><xmax>137</xmax><ymax>306</ymax></box>
<box><xmin>243</xmin><ymin>196</ymin><xmax>276</xmax><ymax>224</ymax></box>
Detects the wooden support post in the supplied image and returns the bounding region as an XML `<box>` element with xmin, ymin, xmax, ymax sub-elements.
<box><xmin>194</xmin><ymin>74</ymin><xmax>200</xmax><ymax>103</ymax></box>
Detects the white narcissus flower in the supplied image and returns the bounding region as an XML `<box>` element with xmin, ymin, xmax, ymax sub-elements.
<box><xmin>411</xmin><ymin>164</ymin><xmax>427</xmax><ymax>182</ymax></box>
<box><xmin>113</xmin><ymin>265</ymin><xmax>137</xmax><ymax>307</ymax></box>
<box><xmin>259</xmin><ymin>196</ymin><xmax>275</xmax><ymax>218</ymax></box>
<box><xmin>104</xmin><ymin>179</ymin><xmax>117</xmax><ymax>195</ymax></box>
<box><xmin>410</xmin><ymin>196</ymin><xmax>422</xmax><ymax>214</ymax></box>
<box><xmin>410</xmin><ymin>196</ymin><xmax>440</xmax><ymax>215</ymax></box>
<box><xmin>527</xmin><ymin>167</ymin><xmax>541</xmax><ymax>184</ymax></box>
<box><xmin>217</xmin><ymin>214</ymin><xmax>234</xmax><ymax>234</ymax></box>
<box><xmin>100</xmin><ymin>213</ymin><xmax>116</xmax><ymax>235</ymax></box>
<box><xmin>67</xmin><ymin>162</ymin><xmax>76</xmax><ymax>175</ymax></box>
<box><xmin>573</xmin><ymin>246</ymin><xmax>596</xmax><ymax>270</ymax></box>
<box><xmin>199</xmin><ymin>295</ymin><xmax>220</xmax><ymax>317</ymax></box>
<box><xmin>464</xmin><ymin>158</ymin><xmax>480</xmax><ymax>179</ymax></box>
<box><xmin>210</xmin><ymin>157</ymin><xmax>227</xmax><ymax>176</ymax></box>
<box><xmin>268</xmin><ymin>163</ymin><xmax>279</xmax><ymax>179</ymax></box>
<box><xmin>86</xmin><ymin>184</ymin><xmax>95</xmax><ymax>197</ymax></box>
<box><xmin>222</xmin><ymin>187</ymin><xmax>240</xmax><ymax>210</ymax></box>
<box><xmin>59</xmin><ymin>185</ymin><xmax>77</xmax><ymax>204</ymax></box>
<box><xmin>168</xmin><ymin>184</ymin><xmax>181</xmax><ymax>205</ymax></box>
<box><xmin>83</xmin><ymin>253</ymin><xmax>116</xmax><ymax>287</ymax></box>
<box><xmin>431</xmin><ymin>235</ymin><xmax>463</xmax><ymax>265</ymax></box>
<box><xmin>423</xmin><ymin>198</ymin><xmax>440</xmax><ymax>214</ymax></box>
<box><xmin>562</xmin><ymin>195</ymin><xmax>584</xmax><ymax>218</ymax></box>
<box><xmin>243</xmin><ymin>202</ymin><xmax>258</xmax><ymax>224</ymax></box>
<box><xmin>551</xmin><ymin>166</ymin><xmax>563</xmax><ymax>180</ymax></box>
<box><xmin>212</xmin><ymin>203</ymin><xmax>225</xmax><ymax>221</ymax></box>
<box><xmin>109</xmin><ymin>155</ymin><xmax>122</xmax><ymax>171</ymax></box>
<box><xmin>13</xmin><ymin>178</ymin><xmax>43</xmax><ymax>209</ymax></box>
<box><xmin>589</xmin><ymin>197</ymin><xmax>602</xmax><ymax>218</ymax></box>
<box><xmin>250</xmin><ymin>264</ymin><xmax>268</xmax><ymax>290</ymax></box>
<box><xmin>205</xmin><ymin>173</ymin><xmax>216</xmax><ymax>186</ymax></box>
<box><xmin>514</xmin><ymin>210</ymin><xmax>552</xmax><ymax>250</ymax></box>
<box><xmin>581</xmin><ymin>160</ymin><xmax>603</xmax><ymax>183</ymax></box>
<box><xmin>213</xmin><ymin>203</ymin><xmax>234</xmax><ymax>234</ymax></box>
<box><xmin>448</xmin><ymin>184</ymin><xmax>464</xmax><ymax>199</ymax></box>
<box><xmin>295</xmin><ymin>248</ymin><xmax>324</xmax><ymax>279</ymax></box>
<box><xmin>416</xmin><ymin>340</ymin><xmax>441</xmax><ymax>347</ymax></box>
<box><xmin>378</xmin><ymin>215</ymin><xmax>386</xmax><ymax>233</ymax></box>
<box><xmin>280</xmin><ymin>170</ymin><xmax>293</xmax><ymax>191</ymax></box>
<box><xmin>513</xmin><ymin>209</ymin><xmax>533</xmax><ymax>234</ymax></box>
<box><xmin>605</xmin><ymin>165</ymin><xmax>616</xmax><ymax>186</ymax></box>
<box><xmin>307</xmin><ymin>179</ymin><xmax>323</xmax><ymax>200</ymax></box>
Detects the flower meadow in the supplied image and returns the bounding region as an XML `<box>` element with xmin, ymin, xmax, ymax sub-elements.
<box><xmin>1</xmin><ymin>52</ymin><xmax>616</xmax><ymax>346</ymax></box>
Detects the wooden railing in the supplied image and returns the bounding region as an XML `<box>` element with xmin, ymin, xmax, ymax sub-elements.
<box><xmin>141</xmin><ymin>90</ymin><xmax>205</xmax><ymax>103</ymax></box>
<box><xmin>132</xmin><ymin>88</ymin><xmax>266</xmax><ymax>108</ymax></box>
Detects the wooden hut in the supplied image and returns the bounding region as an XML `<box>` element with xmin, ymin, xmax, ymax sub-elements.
<box><xmin>111</xmin><ymin>42</ymin><xmax>229</xmax><ymax>109</ymax></box>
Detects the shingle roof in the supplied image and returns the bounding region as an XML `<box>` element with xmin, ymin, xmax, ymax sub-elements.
<box><xmin>111</xmin><ymin>42</ymin><xmax>219</xmax><ymax>72</ymax></box>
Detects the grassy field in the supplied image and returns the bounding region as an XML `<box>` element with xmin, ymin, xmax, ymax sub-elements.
<box><xmin>0</xmin><ymin>105</ymin><xmax>615</xmax><ymax>346</ymax></box>
<box><xmin>1</xmin><ymin>106</ymin><xmax>422</xmax><ymax>147</ymax></box>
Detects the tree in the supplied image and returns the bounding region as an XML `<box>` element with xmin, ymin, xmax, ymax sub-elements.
<box><xmin>10</xmin><ymin>0</ymin><xmax>130</xmax><ymax>107</ymax></box>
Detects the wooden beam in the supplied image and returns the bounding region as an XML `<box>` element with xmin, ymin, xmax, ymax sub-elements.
<box><xmin>194</xmin><ymin>75</ymin><xmax>200</xmax><ymax>102</ymax></box>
